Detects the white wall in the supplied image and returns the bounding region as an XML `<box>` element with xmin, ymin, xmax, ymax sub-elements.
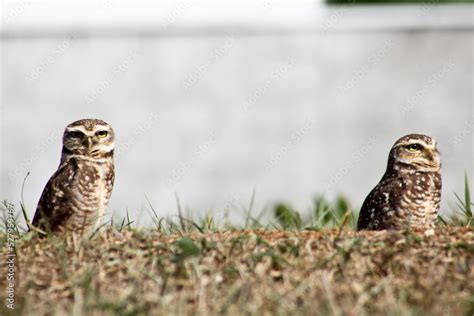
<box><xmin>1</xmin><ymin>3</ymin><xmax>473</xmax><ymax>226</ymax></box>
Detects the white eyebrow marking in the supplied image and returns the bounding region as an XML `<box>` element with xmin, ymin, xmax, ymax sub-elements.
<box><xmin>92</xmin><ymin>125</ymin><xmax>112</xmax><ymax>132</ymax></box>
<box><xmin>66</xmin><ymin>126</ymin><xmax>87</xmax><ymax>133</ymax></box>
<box><xmin>66</xmin><ymin>125</ymin><xmax>112</xmax><ymax>137</ymax></box>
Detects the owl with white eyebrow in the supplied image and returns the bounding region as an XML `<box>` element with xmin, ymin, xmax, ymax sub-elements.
<box><xmin>32</xmin><ymin>119</ymin><xmax>115</xmax><ymax>235</ymax></box>
<box><xmin>357</xmin><ymin>134</ymin><xmax>442</xmax><ymax>231</ymax></box>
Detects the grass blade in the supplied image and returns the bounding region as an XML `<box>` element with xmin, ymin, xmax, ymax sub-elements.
<box><xmin>464</xmin><ymin>173</ymin><xmax>472</xmax><ymax>218</ymax></box>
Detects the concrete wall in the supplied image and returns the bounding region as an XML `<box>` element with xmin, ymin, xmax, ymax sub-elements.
<box><xmin>1</xmin><ymin>6</ymin><xmax>473</xmax><ymax>225</ymax></box>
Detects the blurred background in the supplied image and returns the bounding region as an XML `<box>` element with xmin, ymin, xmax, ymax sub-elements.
<box><xmin>1</xmin><ymin>0</ymin><xmax>473</xmax><ymax>226</ymax></box>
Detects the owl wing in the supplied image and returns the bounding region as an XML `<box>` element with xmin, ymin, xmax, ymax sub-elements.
<box><xmin>357</xmin><ymin>174</ymin><xmax>405</xmax><ymax>230</ymax></box>
<box><xmin>31</xmin><ymin>158</ymin><xmax>80</xmax><ymax>233</ymax></box>
<box><xmin>105</xmin><ymin>165</ymin><xmax>115</xmax><ymax>202</ymax></box>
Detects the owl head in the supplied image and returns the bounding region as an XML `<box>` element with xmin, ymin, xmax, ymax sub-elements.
<box><xmin>62</xmin><ymin>119</ymin><xmax>115</xmax><ymax>159</ymax></box>
<box><xmin>388</xmin><ymin>134</ymin><xmax>440</xmax><ymax>172</ymax></box>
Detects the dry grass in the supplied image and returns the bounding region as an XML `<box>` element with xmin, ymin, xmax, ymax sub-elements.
<box><xmin>1</xmin><ymin>226</ymin><xmax>473</xmax><ymax>315</ymax></box>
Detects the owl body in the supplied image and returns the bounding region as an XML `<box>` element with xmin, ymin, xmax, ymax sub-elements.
<box><xmin>32</xmin><ymin>119</ymin><xmax>115</xmax><ymax>235</ymax></box>
<box><xmin>357</xmin><ymin>134</ymin><xmax>441</xmax><ymax>230</ymax></box>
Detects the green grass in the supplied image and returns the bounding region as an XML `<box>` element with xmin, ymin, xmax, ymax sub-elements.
<box><xmin>439</xmin><ymin>173</ymin><xmax>474</xmax><ymax>226</ymax></box>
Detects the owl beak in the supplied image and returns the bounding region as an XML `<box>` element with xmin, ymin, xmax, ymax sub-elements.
<box><xmin>85</xmin><ymin>137</ymin><xmax>93</xmax><ymax>151</ymax></box>
<box><xmin>424</xmin><ymin>148</ymin><xmax>440</xmax><ymax>165</ymax></box>
<box><xmin>424</xmin><ymin>150</ymin><xmax>434</xmax><ymax>160</ymax></box>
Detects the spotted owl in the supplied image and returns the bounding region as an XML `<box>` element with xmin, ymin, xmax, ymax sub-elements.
<box><xmin>357</xmin><ymin>134</ymin><xmax>441</xmax><ymax>231</ymax></box>
<box><xmin>32</xmin><ymin>119</ymin><xmax>115</xmax><ymax>235</ymax></box>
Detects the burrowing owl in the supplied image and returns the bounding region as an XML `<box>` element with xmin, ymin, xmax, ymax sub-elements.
<box><xmin>357</xmin><ymin>134</ymin><xmax>441</xmax><ymax>230</ymax></box>
<box><xmin>32</xmin><ymin>119</ymin><xmax>115</xmax><ymax>235</ymax></box>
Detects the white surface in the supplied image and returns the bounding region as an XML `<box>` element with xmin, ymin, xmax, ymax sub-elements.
<box><xmin>1</xmin><ymin>2</ymin><xmax>473</xmax><ymax>226</ymax></box>
<box><xmin>1</xmin><ymin>31</ymin><xmax>472</xmax><ymax>227</ymax></box>
<box><xmin>1</xmin><ymin>1</ymin><xmax>473</xmax><ymax>36</ymax></box>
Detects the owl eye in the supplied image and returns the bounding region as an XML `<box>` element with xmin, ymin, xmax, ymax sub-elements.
<box><xmin>96</xmin><ymin>131</ymin><xmax>108</xmax><ymax>138</ymax></box>
<box><xmin>406</xmin><ymin>144</ymin><xmax>422</xmax><ymax>152</ymax></box>
<box><xmin>69</xmin><ymin>131</ymin><xmax>84</xmax><ymax>138</ymax></box>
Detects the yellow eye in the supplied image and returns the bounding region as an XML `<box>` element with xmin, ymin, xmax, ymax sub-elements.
<box><xmin>406</xmin><ymin>144</ymin><xmax>422</xmax><ymax>152</ymax></box>
<box><xmin>96</xmin><ymin>131</ymin><xmax>108</xmax><ymax>138</ymax></box>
